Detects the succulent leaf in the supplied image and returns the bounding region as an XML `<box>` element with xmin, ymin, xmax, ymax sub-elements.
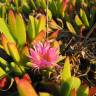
<box><xmin>7</xmin><ymin>42</ymin><xmax>20</xmax><ymax>63</ymax></box>
<box><xmin>80</xmin><ymin>9</ymin><xmax>89</xmax><ymax>27</ymax></box>
<box><xmin>16</xmin><ymin>13</ymin><xmax>26</xmax><ymax>47</ymax></box>
<box><xmin>66</xmin><ymin>21</ymin><xmax>77</xmax><ymax>35</ymax></box>
<box><xmin>0</xmin><ymin>18</ymin><xmax>15</xmax><ymax>42</ymax></box>
<box><xmin>61</xmin><ymin>57</ymin><xmax>71</xmax><ymax>81</ymax></box>
<box><xmin>77</xmin><ymin>85</ymin><xmax>89</xmax><ymax>96</ymax></box>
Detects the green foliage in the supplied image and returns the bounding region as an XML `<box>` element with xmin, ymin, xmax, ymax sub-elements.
<box><xmin>27</xmin><ymin>15</ymin><xmax>46</xmax><ymax>42</ymax></box>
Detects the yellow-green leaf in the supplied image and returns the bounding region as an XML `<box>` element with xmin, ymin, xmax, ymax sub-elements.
<box><xmin>37</xmin><ymin>15</ymin><xmax>46</xmax><ymax>33</ymax></box>
<box><xmin>61</xmin><ymin>77</ymin><xmax>81</xmax><ymax>96</ymax></box>
<box><xmin>10</xmin><ymin>62</ymin><xmax>24</xmax><ymax>75</ymax></box>
<box><xmin>77</xmin><ymin>85</ymin><xmax>89</xmax><ymax>96</ymax></box>
<box><xmin>0</xmin><ymin>67</ymin><xmax>6</xmax><ymax>77</ymax></box>
<box><xmin>16</xmin><ymin>13</ymin><xmax>26</xmax><ymax>47</ymax></box>
<box><xmin>34</xmin><ymin>17</ymin><xmax>39</xmax><ymax>35</ymax></box>
<box><xmin>7</xmin><ymin>42</ymin><xmax>20</xmax><ymax>63</ymax></box>
<box><xmin>66</xmin><ymin>21</ymin><xmax>76</xmax><ymax>35</ymax></box>
<box><xmin>75</xmin><ymin>15</ymin><xmax>83</xmax><ymax>26</ymax></box>
<box><xmin>8</xmin><ymin>10</ymin><xmax>17</xmax><ymax>42</ymax></box>
<box><xmin>27</xmin><ymin>16</ymin><xmax>36</xmax><ymax>42</ymax></box>
<box><xmin>0</xmin><ymin>18</ymin><xmax>15</xmax><ymax>42</ymax></box>
<box><xmin>61</xmin><ymin>57</ymin><xmax>71</xmax><ymax>81</ymax></box>
<box><xmin>40</xmin><ymin>0</ymin><xmax>46</xmax><ymax>9</ymax></box>
<box><xmin>0</xmin><ymin>57</ymin><xmax>7</xmax><ymax>66</ymax></box>
<box><xmin>80</xmin><ymin>9</ymin><xmax>89</xmax><ymax>27</ymax></box>
<box><xmin>39</xmin><ymin>92</ymin><xmax>52</xmax><ymax>96</ymax></box>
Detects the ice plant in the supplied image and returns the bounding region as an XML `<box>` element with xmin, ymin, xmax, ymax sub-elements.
<box><xmin>15</xmin><ymin>74</ymin><xmax>37</xmax><ymax>96</ymax></box>
<box><xmin>29</xmin><ymin>41</ymin><xmax>59</xmax><ymax>69</ymax></box>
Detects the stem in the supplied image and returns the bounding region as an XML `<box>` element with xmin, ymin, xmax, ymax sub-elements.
<box><xmin>46</xmin><ymin>0</ymin><xmax>49</xmax><ymax>39</ymax></box>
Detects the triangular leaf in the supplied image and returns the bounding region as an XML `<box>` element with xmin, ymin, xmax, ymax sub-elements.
<box><xmin>61</xmin><ymin>57</ymin><xmax>71</xmax><ymax>81</ymax></box>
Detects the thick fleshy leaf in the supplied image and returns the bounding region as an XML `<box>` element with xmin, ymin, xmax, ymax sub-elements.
<box><xmin>47</xmin><ymin>9</ymin><xmax>52</xmax><ymax>20</ymax></box>
<box><xmin>1</xmin><ymin>34</ymin><xmax>10</xmax><ymax>55</ymax></box>
<box><xmin>48</xmin><ymin>29</ymin><xmax>61</xmax><ymax>39</ymax></box>
<box><xmin>0</xmin><ymin>18</ymin><xmax>15</xmax><ymax>42</ymax></box>
<box><xmin>34</xmin><ymin>18</ymin><xmax>39</xmax><ymax>35</ymax></box>
<box><xmin>8</xmin><ymin>10</ymin><xmax>17</xmax><ymax>42</ymax></box>
<box><xmin>62</xmin><ymin>0</ymin><xmax>69</xmax><ymax>16</ymax></box>
<box><xmin>61</xmin><ymin>77</ymin><xmax>81</xmax><ymax>96</ymax></box>
<box><xmin>71</xmin><ymin>77</ymin><xmax>81</xmax><ymax>90</ymax></box>
<box><xmin>77</xmin><ymin>85</ymin><xmax>89</xmax><ymax>96</ymax></box>
<box><xmin>61</xmin><ymin>57</ymin><xmax>71</xmax><ymax>81</ymax></box>
<box><xmin>49</xmin><ymin>0</ymin><xmax>57</xmax><ymax>17</ymax></box>
<box><xmin>30</xmin><ymin>0</ymin><xmax>36</xmax><ymax>9</ymax></box>
<box><xmin>66</xmin><ymin>21</ymin><xmax>76</xmax><ymax>35</ymax></box>
<box><xmin>15</xmin><ymin>74</ymin><xmax>37</xmax><ymax>96</ymax></box>
<box><xmin>27</xmin><ymin>16</ymin><xmax>36</xmax><ymax>42</ymax></box>
<box><xmin>49</xmin><ymin>20</ymin><xmax>60</xmax><ymax>29</ymax></box>
<box><xmin>37</xmin><ymin>15</ymin><xmax>46</xmax><ymax>33</ymax></box>
<box><xmin>16</xmin><ymin>13</ymin><xmax>26</xmax><ymax>46</ymax></box>
<box><xmin>71</xmin><ymin>89</ymin><xmax>77</xmax><ymax>96</ymax></box>
<box><xmin>32</xmin><ymin>30</ymin><xmax>46</xmax><ymax>45</ymax></box>
<box><xmin>75</xmin><ymin>15</ymin><xmax>83</xmax><ymax>26</ymax></box>
<box><xmin>80</xmin><ymin>9</ymin><xmax>89</xmax><ymax>27</ymax></box>
<box><xmin>36</xmin><ymin>0</ymin><xmax>41</xmax><ymax>8</ymax></box>
<box><xmin>39</xmin><ymin>92</ymin><xmax>52</xmax><ymax>96</ymax></box>
<box><xmin>0</xmin><ymin>57</ymin><xmax>7</xmax><ymax>66</ymax></box>
<box><xmin>0</xmin><ymin>67</ymin><xmax>6</xmax><ymax>77</ymax></box>
<box><xmin>10</xmin><ymin>62</ymin><xmax>24</xmax><ymax>75</ymax></box>
<box><xmin>61</xmin><ymin>78</ymin><xmax>73</xmax><ymax>96</ymax></box>
<box><xmin>40</xmin><ymin>0</ymin><xmax>46</xmax><ymax>9</ymax></box>
<box><xmin>7</xmin><ymin>42</ymin><xmax>20</xmax><ymax>63</ymax></box>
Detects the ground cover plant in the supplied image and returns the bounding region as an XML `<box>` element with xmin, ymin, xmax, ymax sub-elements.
<box><xmin>0</xmin><ymin>0</ymin><xmax>96</xmax><ymax>96</ymax></box>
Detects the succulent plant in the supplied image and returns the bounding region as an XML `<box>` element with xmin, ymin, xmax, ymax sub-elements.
<box><xmin>0</xmin><ymin>0</ymin><xmax>96</xmax><ymax>96</ymax></box>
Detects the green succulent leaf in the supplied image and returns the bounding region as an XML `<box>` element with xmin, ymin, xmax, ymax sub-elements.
<box><xmin>30</xmin><ymin>0</ymin><xmax>36</xmax><ymax>9</ymax></box>
<box><xmin>8</xmin><ymin>10</ymin><xmax>17</xmax><ymax>41</ymax></box>
<box><xmin>80</xmin><ymin>9</ymin><xmax>89</xmax><ymax>27</ymax></box>
<box><xmin>27</xmin><ymin>16</ymin><xmax>36</xmax><ymax>42</ymax></box>
<box><xmin>10</xmin><ymin>62</ymin><xmax>24</xmax><ymax>75</ymax></box>
<box><xmin>61</xmin><ymin>77</ymin><xmax>81</xmax><ymax>96</ymax></box>
<box><xmin>77</xmin><ymin>86</ymin><xmax>89</xmax><ymax>96</ymax></box>
<box><xmin>0</xmin><ymin>67</ymin><xmax>6</xmax><ymax>77</ymax></box>
<box><xmin>34</xmin><ymin>17</ymin><xmax>39</xmax><ymax>35</ymax></box>
<box><xmin>66</xmin><ymin>21</ymin><xmax>77</xmax><ymax>35</ymax></box>
<box><xmin>49</xmin><ymin>0</ymin><xmax>57</xmax><ymax>17</ymax></box>
<box><xmin>15</xmin><ymin>76</ymin><xmax>37</xmax><ymax>96</ymax></box>
<box><xmin>0</xmin><ymin>57</ymin><xmax>7</xmax><ymax>66</ymax></box>
<box><xmin>40</xmin><ymin>0</ymin><xmax>46</xmax><ymax>9</ymax></box>
<box><xmin>16</xmin><ymin>13</ymin><xmax>26</xmax><ymax>47</ymax></box>
<box><xmin>7</xmin><ymin>42</ymin><xmax>21</xmax><ymax>63</ymax></box>
<box><xmin>39</xmin><ymin>92</ymin><xmax>52</xmax><ymax>96</ymax></box>
<box><xmin>75</xmin><ymin>15</ymin><xmax>83</xmax><ymax>26</ymax></box>
<box><xmin>0</xmin><ymin>18</ymin><xmax>15</xmax><ymax>42</ymax></box>
<box><xmin>37</xmin><ymin>15</ymin><xmax>46</xmax><ymax>33</ymax></box>
<box><xmin>61</xmin><ymin>57</ymin><xmax>71</xmax><ymax>81</ymax></box>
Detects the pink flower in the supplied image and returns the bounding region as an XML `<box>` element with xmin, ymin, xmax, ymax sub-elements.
<box><xmin>29</xmin><ymin>41</ymin><xmax>59</xmax><ymax>69</ymax></box>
